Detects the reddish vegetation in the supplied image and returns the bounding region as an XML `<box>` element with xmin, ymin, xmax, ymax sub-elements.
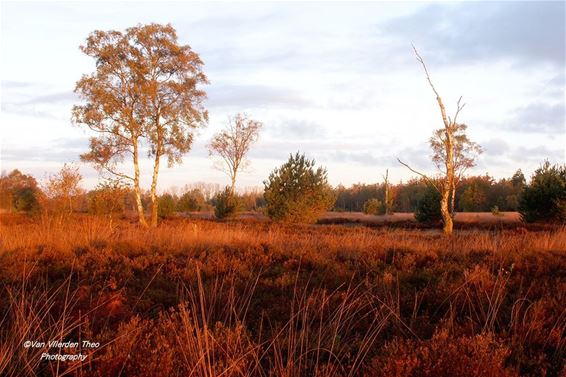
<box><xmin>0</xmin><ymin>214</ymin><xmax>565</xmax><ymax>376</ymax></box>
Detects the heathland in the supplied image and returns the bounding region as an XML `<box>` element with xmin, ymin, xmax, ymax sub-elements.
<box><xmin>1</xmin><ymin>214</ymin><xmax>564</xmax><ymax>376</ymax></box>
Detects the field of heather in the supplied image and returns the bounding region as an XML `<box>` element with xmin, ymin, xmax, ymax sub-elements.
<box><xmin>1</xmin><ymin>214</ymin><xmax>565</xmax><ymax>376</ymax></box>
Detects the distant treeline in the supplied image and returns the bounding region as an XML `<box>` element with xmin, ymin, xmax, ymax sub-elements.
<box><xmin>1</xmin><ymin>168</ymin><xmax>526</xmax><ymax>216</ymax></box>
<box><xmin>0</xmin><ymin>171</ymin><xmax>266</xmax><ymax>216</ymax></box>
<box><xmin>335</xmin><ymin>170</ymin><xmax>526</xmax><ymax>213</ymax></box>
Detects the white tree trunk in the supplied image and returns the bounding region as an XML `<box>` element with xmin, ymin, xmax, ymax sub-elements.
<box><xmin>150</xmin><ymin>153</ymin><xmax>161</xmax><ymax>227</ymax></box>
<box><xmin>443</xmin><ymin>129</ymin><xmax>455</xmax><ymax>234</ymax></box>
<box><xmin>450</xmin><ymin>181</ymin><xmax>456</xmax><ymax>218</ymax></box>
<box><xmin>133</xmin><ymin>141</ymin><xmax>148</xmax><ymax>227</ymax></box>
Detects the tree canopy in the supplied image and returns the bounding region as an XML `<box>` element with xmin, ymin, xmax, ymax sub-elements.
<box><xmin>208</xmin><ymin>113</ymin><xmax>262</xmax><ymax>195</ymax></box>
<box><xmin>73</xmin><ymin>23</ymin><xmax>208</xmax><ymax>226</ymax></box>
<box><xmin>519</xmin><ymin>161</ymin><xmax>566</xmax><ymax>223</ymax></box>
<box><xmin>264</xmin><ymin>153</ymin><xmax>335</xmax><ymax>223</ymax></box>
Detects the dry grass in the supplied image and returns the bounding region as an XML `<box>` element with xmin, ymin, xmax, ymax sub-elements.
<box><xmin>0</xmin><ymin>214</ymin><xmax>565</xmax><ymax>376</ymax></box>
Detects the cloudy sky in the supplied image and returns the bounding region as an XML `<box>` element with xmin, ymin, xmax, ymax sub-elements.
<box><xmin>1</xmin><ymin>1</ymin><xmax>564</xmax><ymax>191</ymax></box>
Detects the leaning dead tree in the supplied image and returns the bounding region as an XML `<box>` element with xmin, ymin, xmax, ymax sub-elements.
<box><xmin>398</xmin><ymin>45</ymin><xmax>482</xmax><ymax>234</ymax></box>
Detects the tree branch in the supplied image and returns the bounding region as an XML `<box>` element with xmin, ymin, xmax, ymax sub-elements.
<box><xmin>412</xmin><ymin>43</ymin><xmax>441</xmax><ymax>99</ymax></box>
<box><xmin>453</xmin><ymin>96</ymin><xmax>466</xmax><ymax>126</ymax></box>
<box><xmin>412</xmin><ymin>43</ymin><xmax>451</xmax><ymax>129</ymax></box>
<box><xmin>397</xmin><ymin>158</ymin><xmax>440</xmax><ymax>193</ymax></box>
<box><xmin>101</xmin><ymin>165</ymin><xmax>134</xmax><ymax>182</ymax></box>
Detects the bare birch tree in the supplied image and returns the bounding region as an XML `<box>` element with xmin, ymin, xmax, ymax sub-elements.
<box><xmin>73</xmin><ymin>23</ymin><xmax>208</xmax><ymax>227</ymax></box>
<box><xmin>208</xmin><ymin>113</ymin><xmax>262</xmax><ymax>196</ymax></box>
<box><xmin>398</xmin><ymin>45</ymin><xmax>481</xmax><ymax>234</ymax></box>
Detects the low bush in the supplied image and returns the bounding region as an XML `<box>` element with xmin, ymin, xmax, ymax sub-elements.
<box><xmin>371</xmin><ymin>330</ymin><xmax>517</xmax><ymax>376</ymax></box>
<box><xmin>415</xmin><ymin>185</ymin><xmax>442</xmax><ymax>223</ymax></box>
<box><xmin>213</xmin><ymin>187</ymin><xmax>241</xmax><ymax>219</ymax></box>
<box><xmin>177</xmin><ymin>189</ymin><xmax>207</xmax><ymax>212</ymax></box>
<box><xmin>363</xmin><ymin>198</ymin><xmax>383</xmax><ymax>215</ymax></box>
<box><xmin>492</xmin><ymin>205</ymin><xmax>502</xmax><ymax>216</ymax></box>
<box><xmin>519</xmin><ymin>161</ymin><xmax>566</xmax><ymax>223</ymax></box>
<box><xmin>158</xmin><ymin>193</ymin><xmax>177</xmax><ymax>218</ymax></box>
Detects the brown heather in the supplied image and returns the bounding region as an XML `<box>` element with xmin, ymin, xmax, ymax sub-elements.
<box><xmin>0</xmin><ymin>214</ymin><xmax>565</xmax><ymax>376</ymax></box>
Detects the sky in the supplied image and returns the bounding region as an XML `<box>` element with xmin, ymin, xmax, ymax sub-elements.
<box><xmin>1</xmin><ymin>1</ymin><xmax>565</xmax><ymax>192</ymax></box>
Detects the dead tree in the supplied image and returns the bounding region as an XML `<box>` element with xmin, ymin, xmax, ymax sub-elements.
<box><xmin>382</xmin><ymin>169</ymin><xmax>393</xmax><ymax>215</ymax></box>
<box><xmin>398</xmin><ymin>45</ymin><xmax>481</xmax><ymax>235</ymax></box>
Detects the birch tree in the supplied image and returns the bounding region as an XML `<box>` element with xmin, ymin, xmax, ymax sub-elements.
<box><xmin>208</xmin><ymin>113</ymin><xmax>262</xmax><ymax>196</ymax></box>
<box><xmin>398</xmin><ymin>46</ymin><xmax>481</xmax><ymax>234</ymax></box>
<box><xmin>73</xmin><ymin>23</ymin><xmax>208</xmax><ymax>227</ymax></box>
<box><xmin>430</xmin><ymin>123</ymin><xmax>482</xmax><ymax>217</ymax></box>
<box><xmin>44</xmin><ymin>164</ymin><xmax>83</xmax><ymax>214</ymax></box>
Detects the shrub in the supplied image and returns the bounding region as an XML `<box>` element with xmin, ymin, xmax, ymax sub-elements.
<box><xmin>519</xmin><ymin>161</ymin><xmax>566</xmax><ymax>223</ymax></box>
<box><xmin>214</xmin><ymin>187</ymin><xmax>240</xmax><ymax>219</ymax></box>
<box><xmin>363</xmin><ymin>198</ymin><xmax>383</xmax><ymax>215</ymax></box>
<box><xmin>87</xmin><ymin>182</ymin><xmax>128</xmax><ymax>216</ymax></box>
<box><xmin>504</xmin><ymin>194</ymin><xmax>519</xmax><ymax>211</ymax></box>
<box><xmin>491</xmin><ymin>205</ymin><xmax>501</xmax><ymax>216</ymax></box>
<box><xmin>158</xmin><ymin>193</ymin><xmax>177</xmax><ymax>218</ymax></box>
<box><xmin>371</xmin><ymin>330</ymin><xmax>516</xmax><ymax>377</ymax></box>
<box><xmin>415</xmin><ymin>185</ymin><xmax>442</xmax><ymax>223</ymax></box>
<box><xmin>177</xmin><ymin>189</ymin><xmax>206</xmax><ymax>212</ymax></box>
<box><xmin>44</xmin><ymin>163</ymin><xmax>83</xmax><ymax>214</ymax></box>
<box><xmin>0</xmin><ymin>169</ymin><xmax>42</xmax><ymax>213</ymax></box>
<box><xmin>239</xmin><ymin>191</ymin><xmax>265</xmax><ymax>211</ymax></box>
<box><xmin>459</xmin><ymin>182</ymin><xmax>488</xmax><ymax>212</ymax></box>
<box><xmin>14</xmin><ymin>187</ymin><xmax>41</xmax><ymax>213</ymax></box>
<box><xmin>263</xmin><ymin>152</ymin><xmax>335</xmax><ymax>223</ymax></box>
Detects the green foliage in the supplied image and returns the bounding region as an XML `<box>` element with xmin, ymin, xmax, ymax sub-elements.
<box><xmin>511</xmin><ymin>169</ymin><xmax>526</xmax><ymax>188</ymax></box>
<box><xmin>335</xmin><ymin>183</ymin><xmax>385</xmax><ymax>212</ymax></box>
<box><xmin>336</xmin><ymin>172</ymin><xmax>526</xmax><ymax>214</ymax></box>
<box><xmin>504</xmin><ymin>194</ymin><xmax>519</xmax><ymax>211</ymax></box>
<box><xmin>519</xmin><ymin>161</ymin><xmax>566</xmax><ymax>223</ymax></box>
<box><xmin>415</xmin><ymin>185</ymin><xmax>442</xmax><ymax>223</ymax></box>
<box><xmin>491</xmin><ymin>206</ymin><xmax>501</xmax><ymax>216</ymax></box>
<box><xmin>239</xmin><ymin>191</ymin><xmax>266</xmax><ymax>211</ymax></box>
<box><xmin>0</xmin><ymin>169</ymin><xmax>42</xmax><ymax>213</ymax></box>
<box><xmin>214</xmin><ymin>187</ymin><xmax>240</xmax><ymax>219</ymax></box>
<box><xmin>393</xmin><ymin>179</ymin><xmax>429</xmax><ymax>213</ymax></box>
<box><xmin>263</xmin><ymin>153</ymin><xmax>335</xmax><ymax>223</ymax></box>
<box><xmin>459</xmin><ymin>181</ymin><xmax>488</xmax><ymax>212</ymax></box>
<box><xmin>88</xmin><ymin>182</ymin><xmax>128</xmax><ymax>216</ymax></box>
<box><xmin>14</xmin><ymin>187</ymin><xmax>41</xmax><ymax>213</ymax></box>
<box><xmin>177</xmin><ymin>189</ymin><xmax>206</xmax><ymax>212</ymax></box>
<box><xmin>158</xmin><ymin>194</ymin><xmax>177</xmax><ymax>218</ymax></box>
<box><xmin>363</xmin><ymin>198</ymin><xmax>383</xmax><ymax>215</ymax></box>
